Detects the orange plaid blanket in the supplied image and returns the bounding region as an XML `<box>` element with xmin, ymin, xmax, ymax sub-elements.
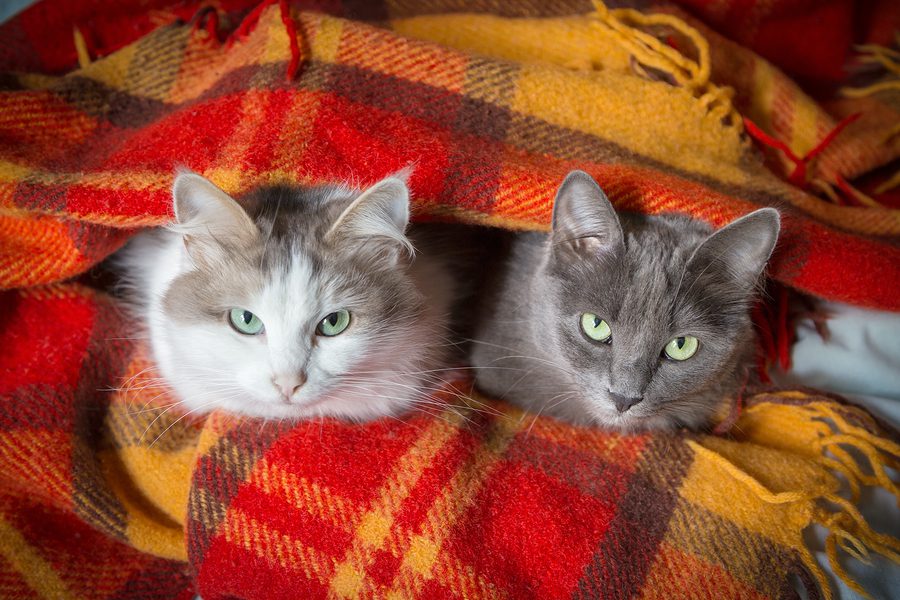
<box><xmin>1</xmin><ymin>1</ymin><xmax>899</xmax><ymax>598</ymax></box>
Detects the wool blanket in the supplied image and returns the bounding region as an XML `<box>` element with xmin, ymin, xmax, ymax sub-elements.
<box><xmin>1</xmin><ymin>1</ymin><xmax>899</xmax><ymax>599</ymax></box>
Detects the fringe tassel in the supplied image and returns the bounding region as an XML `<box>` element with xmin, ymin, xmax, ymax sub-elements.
<box><xmin>73</xmin><ymin>27</ymin><xmax>92</xmax><ymax>69</ymax></box>
<box><xmin>590</xmin><ymin>1</ymin><xmax>740</xmax><ymax>128</ymax></box>
<box><xmin>698</xmin><ymin>398</ymin><xmax>900</xmax><ymax>599</ymax></box>
<box><xmin>743</xmin><ymin>113</ymin><xmax>861</xmax><ymax>189</ymax></box>
<box><xmin>841</xmin><ymin>42</ymin><xmax>900</xmax><ymax>99</ymax></box>
<box><xmin>225</xmin><ymin>0</ymin><xmax>302</xmax><ymax>81</ymax></box>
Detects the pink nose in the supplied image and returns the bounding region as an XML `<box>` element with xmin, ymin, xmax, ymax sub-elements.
<box><xmin>273</xmin><ymin>372</ymin><xmax>307</xmax><ymax>400</ymax></box>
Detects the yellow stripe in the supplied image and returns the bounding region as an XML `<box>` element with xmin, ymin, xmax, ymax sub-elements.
<box><xmin>328</xmin><ymin>415</ymin><xmax>462</xmax><ymax>599</ymax></box>
<box><xmin>206</xmin><ymin>90</ymin><xmax>273</xmax><ymax>190</ymax></box>
<box><xmin>0</xmin><ymin>161</ymin><xmax>168</xmax><ymax>190</ymax></box>
<box><xmin>0</xmin><ymin>515</ymin><xmax>77</xmax><ymax>600</ymax></box>
<box><xmin>252</xmin><ymin>458</ymin><xmax>364</xmax><ymax>531</ymax></box>
<box><xmin>224</xmin><ymin>507</ymin><xmax>335</xmax><ymax>585</ymax></box>
<box><xmin>386</xmin><ymin>416</ymin><xmax>520</xmax><ymax>598</ymax></box>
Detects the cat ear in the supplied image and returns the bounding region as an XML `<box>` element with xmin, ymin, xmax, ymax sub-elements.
<box><xmin>550</xmin><ymin>171</ymin><xmax>623</xmax><ymax>258</ymax></box>
<box><xmin>172</xmin><ymin>171</ymin><xmax>258</xmax><ymax>256</ymax></box>
<box><xmin>326</xmin><ymin>176</ymin><xmax>413</xmax><ymax>262</ymax></box>
<box><xmin>686</xmin><ymin>208</ymin><xmax>780</xmax><ymax>291</ymax></box>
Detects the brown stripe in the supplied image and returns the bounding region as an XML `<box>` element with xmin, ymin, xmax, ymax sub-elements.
<box><xmin>187</xmin><ymin>420</ymin><xmax>287</xmax><ymax>567</ymax></box>
<box><xmin>72</xmin><ymin>293</ymin><xmax>134</xmax><ymax>541</ymax></box>
<box><xmin>574</xmin><ymin>436</ymin><xmax>693</xmax><ymax>599</ymax></box>
<box><xmin>666</xmin><ymin>496</ymin><xmax>814</xmax><ymax>599</ymax></box>
<box><xmin>505</xmin><ymin>432</ymin><xmax>637</xmax><ymax>501</ymax></box>
<box><xmin>109</xmin><ymin>556</ymin><xmax>193</xmax><ymax>600</ymax></box>
<box><xmin>121</xmin><ymin>24</ymin><xmax>192</xmax><ymax>102</ymax></box>
<box><xmin>53</xmin><ymin>76</ymin><xmax>169</xmax><ymax>129</ymax></box>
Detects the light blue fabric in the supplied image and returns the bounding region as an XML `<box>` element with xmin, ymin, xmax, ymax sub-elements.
<box><xmin>0</xmin><ymin>0</ymin><xmax>35</xmax><ymax>24</ymax></box>
<box><xmin>788</xmin><ymin>303</ymin><xmax>900</xmax><ymax>405</ymax></box>
<box><xmin>781</xmin><ymin>300</ymin><xmax>900</xmax><ymax>600</ymax></box>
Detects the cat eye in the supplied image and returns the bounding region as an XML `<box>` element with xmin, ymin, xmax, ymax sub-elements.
<box><xmin>664</xmin><ymin>336</ymin><xmax>699</xmax><ymax>361</ymax></box>
<box><xmin>228</xmin><ymin>308</ymin><xmax>264</xmax><ymax>335</ymax></box>
<box><xmin>317</xmin><ymin>309</ymin><xmax>351</xmax><ymax>337</ymax></box>
<box><xmin>580</xmin><ymin>313</ymin><xmax>611</xmax><ymax>343</ymax></box>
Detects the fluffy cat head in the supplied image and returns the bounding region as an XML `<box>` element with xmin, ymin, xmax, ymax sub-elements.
<box><xmin>146</xmin><ymin>171</ymin><xmax>439</xmax><ymax>421</ymax></box>
<box><xmin>536</xmin><ymin>171</ymin><xmax>780</xmax><ymax>431</ymax></box>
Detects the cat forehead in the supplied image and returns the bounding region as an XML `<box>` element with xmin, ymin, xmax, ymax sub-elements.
<box><xmin>556</xmin><ymin>215</ymin><xmax>709</xmax><ymax>307</ymax></box>
<box><xmin>240</xmin><ymin>184</ymin><xmax>355</xmax><ymax>244</ymax></box>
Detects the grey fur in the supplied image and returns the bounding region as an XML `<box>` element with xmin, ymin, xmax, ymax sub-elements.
<box><xmin>470</xmin><ymin>171</ymin><xmax>780</xmax><ymax>432</ymax></box>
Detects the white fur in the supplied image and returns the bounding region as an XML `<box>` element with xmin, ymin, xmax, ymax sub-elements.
<box><xmin>116</xmin><ymin>174</ymin><xmax>453</xmax><ymax>422</ymax></box>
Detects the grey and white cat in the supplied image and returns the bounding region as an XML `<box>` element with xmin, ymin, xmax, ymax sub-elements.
<box><xmin>470</xmin><ymin>171</ymin><xmax>780</xmax><ymax>432</ymax></box>
<box><xmin>117</xmin><ymin>171</ymin><xmax>457</xmax><ymax>421</ymax></box>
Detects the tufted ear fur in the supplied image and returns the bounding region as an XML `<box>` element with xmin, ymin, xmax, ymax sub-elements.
<box><xmin>550</xmin><ymin>170</ymin><xmax>624</xmax><ymax>261</ymax></box>
<box><xmin>326</xmin><ymin>176</ymin><xmax>414</xmax><ymax>265</ymax></box>
<box><xmin>171</xmin><ymin>171</ymin><xmax>258</xmax><ymax>263</ymax></box>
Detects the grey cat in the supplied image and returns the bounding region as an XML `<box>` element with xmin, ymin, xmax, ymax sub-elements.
<box><xmin>116</xmin><ymin>171</ymin><xmax>459</xmax><ymax>422</ymax></box>
<box><xmin>470</xmin><ymin>171</ymin><xmax>780</xmax><ymax>432</ymax></box>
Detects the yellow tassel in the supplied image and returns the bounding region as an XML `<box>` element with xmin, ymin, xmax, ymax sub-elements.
<box><xmin>875</xmin><ymin>169</ymin><xmax>900</xmax><ymax>195</ymax></box>
<box><xmin>842</xmin><ymin>80</ymin><xmax>900</xmax><ymax>98</ymax></box>
<box><xmin>709</xmin><ymin>397</ymin><xmax>900</xmax><ymax>597</ymax></box>
<box><xmin>841</xmin><ymin>43</ymin><xmax>900</xmax><ymax>99</ymax></box>
<box><xmin>73</xmin><ymin>27</ymin><xmax>92</xmax><ymax>69</ymax></box>
<box><xmin>590</xmin><ymin>1</ymin><xmax>740</xmax><ymax>129</ymax></box>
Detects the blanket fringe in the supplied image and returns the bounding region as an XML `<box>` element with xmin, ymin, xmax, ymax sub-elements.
<box><xmin>590</xmin><ymin>1</ymin><xmax>740</xmax><ymax>129</ymax></box>
<box><xmin>73</xmin><ymin>26</ymin><xmax>92</xmax><ymax>69</ymax></box>
<box><xmin>226</xmin><ymin>0</ymin><xmax>301</xmax><ymax>80</ymax></box>
<box><xmin>694</xmin><ymin>398</ymin><xmax>900</xmax><ymax>600</ymax></box>
<box><xmin>841</xmin><ymin>40</ymin><xmax>900</xmax><ymax>99</ymax></box>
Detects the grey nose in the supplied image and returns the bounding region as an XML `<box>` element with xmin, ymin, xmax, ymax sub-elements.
<box><xmin>610</xmin><ymin>392</ymin><xmax>642</xmax><ymax>413</ymax></box>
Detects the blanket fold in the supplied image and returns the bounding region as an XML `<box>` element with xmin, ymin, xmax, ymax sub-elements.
<box><xmin>1</xmin><ymin>1</ymin><xmax>899</xmax><ymax>599</ymax></box>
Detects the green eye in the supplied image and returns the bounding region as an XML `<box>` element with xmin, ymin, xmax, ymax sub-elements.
<box><xmin>664</xmin><ymin>336</ymin><xmax>699</xmax><ymax>360</ymax></box>
<box><xmin>581</xmin><ymin>313</ymin><xmax>611</xmax><ymax>342</ymax></box>
<box><xmin>317</xmin><ymin>309</ymin><xmax>351</xmax><ymax>337</ymax></box>
<box><xmin>228</xmin><ymin>308</ymin><xmax>264</xmax><ymax>335</ymax></box>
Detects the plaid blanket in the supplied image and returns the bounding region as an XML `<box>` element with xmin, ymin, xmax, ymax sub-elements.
<box><xmin>2</xmin><ymin>1</ymin><xmax>900</xmax><ymax>598</ymax></box>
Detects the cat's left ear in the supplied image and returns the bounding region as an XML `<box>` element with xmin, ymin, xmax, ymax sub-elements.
<box><xmin>326</xmin><ymin>176</ymin><xmax>413</xmax><ymax>264</ymax></box>
<box><xmin>686</xmin><ymin>208</ymin><xmax>780</xmax><ymax>292</ymax></box>
<box><xmin>550</xmin><ymin>170</ymin><xmax>624</xmax><ymax>260</ymax></box>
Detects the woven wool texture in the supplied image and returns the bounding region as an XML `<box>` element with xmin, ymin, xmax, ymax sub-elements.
<box><xmin>1</xmin><ymin>1</ymin><xmax>900</xmax><ymax>599</ymax></box>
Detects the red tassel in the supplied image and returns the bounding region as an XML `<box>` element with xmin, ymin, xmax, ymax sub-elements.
<box><xmin>279</xmin><ymin>0</ymin><xmax>301</xmax><ymax>80</ymax></box>
<box><xmin>226</xmin><ymin>0</ymin><xmax>273</xmax><ymax>48</ymax></box>
<box><xmin>225</xmin><ymin>0</ymin><xmax>301</xmax><ymax>81</ymax></box>
<box><xmin>744</xmin><ymin>113</ymin><xmax>861</xmax><ymax>188</ymax></box>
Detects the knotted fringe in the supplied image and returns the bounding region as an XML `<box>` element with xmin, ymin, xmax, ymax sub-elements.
<box><xmin>590</xmin><ymin>1</ymin><xmax>740</xmax><ymax>129</ymax></box>
<box><xmin>692</xmin><ymin>397</ymin><xmax>900</xmax><ymax>599</ymax></box>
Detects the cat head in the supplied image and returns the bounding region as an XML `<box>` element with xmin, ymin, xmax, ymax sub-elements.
<box><xmin>154</xmin><ymin>171</ymin><xmax>433</xmax><ymax>421</ymax></box>
<box><xmin>536</xmin><ymin>170</ymin><xmax>780</xmax><ymax>431</ymax></box>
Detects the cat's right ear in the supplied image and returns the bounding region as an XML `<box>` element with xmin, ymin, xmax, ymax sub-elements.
<box><xmin>550</xmin><ymin>170</ymin><xmax>624</xmax><ymax>260</ymax></box>
<box><xmin>171</xmin><ymin>171</ymin><xmax>258</xmax><ymax>261</ymax></box>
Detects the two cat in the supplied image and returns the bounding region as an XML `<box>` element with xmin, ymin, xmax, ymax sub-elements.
<box><xmin>118</xmin><ymin>169</ymin><xmax>778</xmax><ymax>431</ymax></box>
